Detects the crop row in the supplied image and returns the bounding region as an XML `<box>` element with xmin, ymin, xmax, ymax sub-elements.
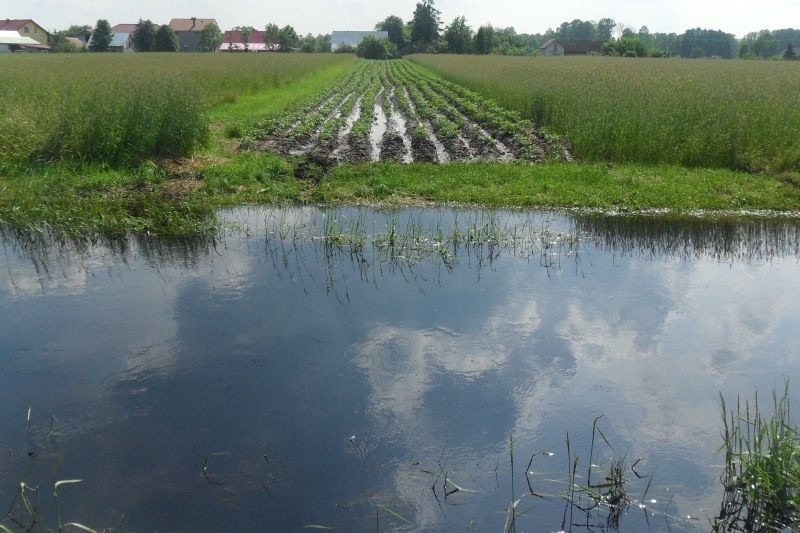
<box><xmin>246</xmin><ymin>59</ymin><xmax>567</xmax><ymax>165</ymax></box>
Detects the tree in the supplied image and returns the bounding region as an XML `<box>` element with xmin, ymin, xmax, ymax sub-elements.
<box><xmin>410</xmin><ymin>0</ymin><xmax>441</xmax><ymax>51</ymax></box>
<box><xmin>48</xmin><ymin>30</ymin><xmax>83</xmax><ymax>52</ymax></box>
<box><xmin>277</xmin><ymin>25</ymin><xmax>298</xmax><ymax>51</ymax></box>
<box><xmin>596</xmin><ymin>18</ymin><xmax>616</xmax><ymax>41</ymax></box>
<box><xmin>153</xmin><ymin>25</ymin><xmax>179</xmax><ymax>52</ymax></box>
<box><xmin>376</xmin><ymin>15</ymin><xmax>407</xmax><ymax>52</ymax></box>
<box><xmin>132</xmin><ymin>19</ymin><xmax>157</xmax><ymax>52</ymax></box>
<box><xmin>199</xmin><ymin>21</ymin><xmax>223</xmax><ymax>52</ymax></box>
<box><xmin>299</xmin><ymin>33</ymin><xmax>316</xmax><ymax>52</ymax></box>
<box><xmin>89</xmin><ymin>19</ymin><xmax>113</xmax><ymax>52</ymax></box>
<box><xmin>234</xmin><ymin>26</ymin><xmax>254</xmax><ymax>51</ymax></box>
<box><xmin>356</xmin><ymin>36</ymin><xmax>398</xmax><ymax>59</ymax></box>
<box><xmin>264</xmin><ymin>23</ymin><xmax>280</xmax><ymax>50</ymax></box>
<box><xmin>474</xmin><ymin>25</ymin><xmax>494</xmax><ymax>54</ymax></box>
<box><xmin>444</xmin><ymin>16</ymin><xmax>473</xmax><ymax>54</ymax></box>
<box><xmin>785</xmin><ymin>41</ymin><xmax>797</xmax><ymax>60</ymax></box>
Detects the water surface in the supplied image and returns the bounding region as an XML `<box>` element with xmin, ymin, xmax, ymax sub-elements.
<box><xmin>1</xmin><ymin>208</ymin><xmax>799</xmax><ymax>531</ymax></box>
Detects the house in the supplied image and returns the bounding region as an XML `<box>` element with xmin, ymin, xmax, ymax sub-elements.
<box><xmin>0</xmin><ymin>19</ymin><xmax>49</xmax><ymax>46</ymax></box>
<box><xmin>220</xmin><ymin>30</ymin><xmax>279</xmax><ymax>52</ymax></box>
<box><xmin>109</xmin><ymin>23</ymin><xmax>136</xmax><ymax>52</ymax></box>
<box><xmin>0</xmin><ymin>29</ymin><xmax>48</xmax><ymax>52</ymax></box>
<box><xmin>169</xmin><ymin>18</ymin><xmax>218</xmax><ymax>52</ymax></box>
<box><xmin>330</xmin><ymin>31</ymin><xmax>388</xmax><ymax>51</ymax></box>
<box><xmin>539</xmin><ymin>38</ymin><xmax>603</xmax><ymax>56</ymax></box>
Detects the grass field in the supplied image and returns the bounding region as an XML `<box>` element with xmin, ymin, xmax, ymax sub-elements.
<box><xmin>0</xmin><ymin>53</ymin><xmax>354</xmax><ymax>167</ymax></box>
<box><xmin>411</xmin><ymin>55</ymin><xmax>800</xmax><ymax>173</ymax></box>
<box><xmin>1</xmin><ymin>55</ymin><xmax>799</xmax><ymax>238</ymax></box>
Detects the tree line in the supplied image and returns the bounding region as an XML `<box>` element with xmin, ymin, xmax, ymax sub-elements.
<box><xmin>46</xmin><ymin>6</ymin><xmax>799</xmax><ymax>60</ymax></box>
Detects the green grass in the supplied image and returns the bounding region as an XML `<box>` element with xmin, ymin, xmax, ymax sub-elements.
<box><xmin>410</xmin><ymin>55</ymin><xmax>800</xmax><ymax>173</ymax></box>
<box><xmin>716</xmin><ymin>382</ymin><xmax>800</xmax><ymax>531</ymax></box>
<box><xmin>0</xmin><ymin>53</ymin><xmax>354</xmax><ymax>167</ymax></box>
<box><xmin>315</xmin><ymin>161</ymin><xmax>800</xmax><ymax>211</ymax></box>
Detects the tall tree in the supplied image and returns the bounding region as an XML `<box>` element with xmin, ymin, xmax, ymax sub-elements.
<box><xmin>785</xmin><ymin>41</ymin><xmax>797</xmax><ymax>60</ymax></box>
<box><xmin>410</xmin><ymin>0</ymin><xmax>441</xmax><ymax>51</ymax></box>
<box><xmin>153</xmin><ymin>25</ymin><xmax>179</xmax><ymax>52</ymax></box>
<box><xmin>376</xmin><ymin>15</ymin><xmax>407</xmax><ymax>51</ymax></box>
<box><xmin>474</xmin><ymin>25</ymin><xmax>494</xmax><ymax>54</ymax></box>
<box><xmin>199</xmin><ymin>21</ymin><xmax>223</xmax><ymax>52</ymax></box>
<box><xmin>596</xmin><ymin>18</ymin><xmax>616</xmax><ymax>41</ymax></box>
<box><xmin>444</xmin><ymin>16</ymin><xmax>473</xmax><ymax>54</ymax></box>
<box><xmin>132</xmin><ymin>19</ymin><xmax>157</xmax><ymax>51</ymax></box>
<box><xmin>89</xmin><ymin>19</ymin><xmax>113</xmax><ymax>52</ymax></box>
<box><xmin>264</xmin><ymin>23</ymin><xmax>280</xmax><ymax>50</ymax></box>
<box><xmin>277</xmin><ymin>25</ymin><xmax>298</xmax><ymax>51</ymax></box>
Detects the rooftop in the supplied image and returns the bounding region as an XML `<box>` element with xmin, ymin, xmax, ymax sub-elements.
<box><xmin>169</xmin><ymin>18</ymin><xmax>217</xmax><ymax>32</ymax></box>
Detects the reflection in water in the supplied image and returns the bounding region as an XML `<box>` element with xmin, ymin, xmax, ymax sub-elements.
<box><xmin>1</xmin><ymin>208</ymin><xmax>800</xmax><ymax>531</ymax></box>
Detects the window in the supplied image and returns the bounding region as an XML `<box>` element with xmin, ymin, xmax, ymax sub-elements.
<box><xmin>24</xmin><ymin>27</ymin><xmax>29</xmax><ymax>33</ymax></box>
<box><xmin>34</xmin><ymin>27</ymin><xmax>38</xmax><ymax>33</ymax></box>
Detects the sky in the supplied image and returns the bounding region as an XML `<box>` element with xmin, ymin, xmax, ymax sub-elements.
<box><xmin>7</xmin><ymin>0</ymin><xmax>800</xmax><ymax>38</ymax></box>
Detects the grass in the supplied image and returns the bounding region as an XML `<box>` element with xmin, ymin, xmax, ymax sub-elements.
<box><xmin>1</xmin><ymin>56</ymin><xmax>800</xmax><ymax>238</ymax></box>
<box><xmin>716</xmin><ymin>382</ymin><xmax>800</xmax><ymax>531</ymax></box>
<box><xmin>0</xmin><ymin>53</ymin><xmax>354</xmax><ymax>167</ymax></box>
<box><xmin>410</xmin><ymin>55</ymin><xmax>800</xmax><ymax>173</ymax></box>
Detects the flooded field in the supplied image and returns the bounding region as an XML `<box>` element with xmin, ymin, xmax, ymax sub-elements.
<box><xmin>1</xmin><ymin>208</ymin><xmax>799</xmax><ymax>531</ymax></box>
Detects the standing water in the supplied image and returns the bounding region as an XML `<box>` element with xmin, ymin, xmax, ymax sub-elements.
<box><xmin>1</xmin><ymin>207</ymin><xmax>799</xmax><ymax>531</ymax></box>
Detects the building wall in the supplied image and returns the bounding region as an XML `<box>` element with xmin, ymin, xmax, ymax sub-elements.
<box><xmin>177</xmin><ymin>31</ymin><xmax>201</xmax><ymax>52</ymax></box>
<box><xmin>18</xmin><ymin>21</ymin><xmax>47</xmax><ymax>45</ymax></box>
<box><xmin>541</xmin><ymin>43</ymin><xmax>564</xmax><ymax>56</ymax></box>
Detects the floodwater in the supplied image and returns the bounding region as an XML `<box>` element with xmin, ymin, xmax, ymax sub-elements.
<box><xmin>1</xmin><ymin>207</ymin><xmax>799</xmax><ymax>532</ymax></box>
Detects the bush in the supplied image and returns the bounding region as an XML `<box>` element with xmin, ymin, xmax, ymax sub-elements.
<box><xmin>356</xmin><ymin>36</ymin><xmax>399</xmax><ymax>60</ymax></box>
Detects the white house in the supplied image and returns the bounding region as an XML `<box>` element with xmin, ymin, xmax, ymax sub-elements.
<box><xmin>330</xmin><ymin>31</ymin><xmax>388</xmax><ymax>51</ymax></box>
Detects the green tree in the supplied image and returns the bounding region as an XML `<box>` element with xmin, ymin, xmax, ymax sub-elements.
<box><xmin>299</xmin><ymin>33</ymin><xmax>316</xmax><ymax>52</ymax></box>
<box><xmin>277</xmin><ymin>25</ymin><xmax>298</xmax><ymax>51</ymax></box>
<box><xmin>89</xmin><ymin>19</ymin><xmax>113</xmax><ymax>52</ymax></box>
<box><xmin>233</xmin><ymin>26</ymin><xmax>254</xmax><ymax>51</ymax></box>
<box><xmin>376</xmin><ymin>15</ymin><xmax>407</xmax><ymax>52</ymax></box>
<box><xmin>199</xmin><ymin>21</ymin><xmax>223</xmax><ymax>52</ymax></box>
<box><xmin>410</xmin><ymin>0</ymin><xmax>441</xmax><ymax>51</ymax></box>
<box><xmin>264</xmin><ymin>23</ymin><xmax>280</xmax><ymax>50</ymax></box>
<box><xmin>785</xmin><ymin>41</ymin><xmax>797</xmax><ymax>60</ymax></box>
<box><xmin>132</xmin><ymin>19</ymin><xmax>157</xmax><ymax>51</ymax></box>
<box><xmin>48</xmin><ymin>30</ymin><xmax>83</xmax><ymax>52</ymax></box>
<box><xmin>356</xmin><ymin>35</ymin><xmax>398</xmax><ymax>59</ymax></box>
<box><xmin>596</xmin><ymin>18</ymin><xmax>616</xmax><ymax>41</ymax></box>
<box><xmin>444</xmin><ymin>16</ymin><xmax>473</xmax><ymax>54</ymax></box>
<box><xmin>153</xmin><ymin>25</ymin><xmax>179</xmax><ymax>52</ymax></box>
<box><xmin>473</xmin><ymin>25</ymin><xmax>494</xmax><ymax>54</ymax></box>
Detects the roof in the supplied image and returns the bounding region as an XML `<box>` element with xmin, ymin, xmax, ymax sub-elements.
<box><xmin>109</xmin><ymin>32</ymin><xmax>131</xmax><ymax>47</ymax></box>
<box><xmin>169</xmin><ymin>18</ymin><xmax>217</xmax><ymax>32</ymax></box>
<box><xmin>112</xmin><ymin>24</ymin><xmax>138</xmax><ymax>33</ymax></box>
<box><xmin>65</xmin><ymin>37</ymin><xmax>85</xmax><ymax>48</ymax></box>
<box><xmin>540</xmin><ymin>38</ymin><xmax>603</xmax><ymax>53</ymax></box>
<box><xmin>0</xmin><ymin>29</ymin><xmax>41</xmax><ymax>45</ymax></box>
<box><xmin>0</xmin><ymin>19</ymin><xmax>48</xmax><ymax>36</ymax></box>
<box><xmin>330</xmin><ymin>31</ymin><xmax>388</xmax><ymax>48</ymax></box>
<box><xmin>0</xmin><ymin>19</ymin><xmax>30</xmax><ymax>31</ymax></box>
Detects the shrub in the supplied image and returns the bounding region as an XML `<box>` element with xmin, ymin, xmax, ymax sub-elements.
<box><xmin>356</xmin><ymin>36</ymin><xmax>399</xmax><ymax>60</ymax></box>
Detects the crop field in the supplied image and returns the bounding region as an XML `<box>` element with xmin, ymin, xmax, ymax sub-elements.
<box><xmin>0</xmin><ymin>53</ymin><xmax>354</xmax><ymax>166</ymax></box>
<box><xmin>412</xmin><ymin>55</ymin><xmax>800</xmax><ymax>173</ymax></box>
<box><xmin>244</xmin><ymin>60</ymin><xmax>569</xmax><ymax>165</ymax></box>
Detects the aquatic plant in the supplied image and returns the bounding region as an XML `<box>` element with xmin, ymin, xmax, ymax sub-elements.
<box><xmin>715</xmin><ymin>381</ymin><xmax>800</xmax><ymax>531</ymax></box>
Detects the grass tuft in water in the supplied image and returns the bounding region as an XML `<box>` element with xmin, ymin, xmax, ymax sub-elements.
<box><xmin>715</xmin><ymin>380</ymin><xmax>800</xmax><ymax>532</ymax></box>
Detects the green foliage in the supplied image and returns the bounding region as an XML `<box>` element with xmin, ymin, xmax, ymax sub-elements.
<box><xmin>785</xmin><ymin>42</ymin><xmax>797</xmax><ymax>60</ymax></box>
<box><xmin>444</xmin><ymin>16</ymin><xmax>473</xmax><ymax>54</ymax></box>
<box><xmin>356</xmin><ymin>36</ymin><xmax>399</xmax><ymax>60</ymax></box>
<box><xmin>679</xmin><ymin>28</ymin><xmax>736</xmax><ymax>58</ymax></box>
<box><xmin>375</xmin><ymin>15</ymin><xmax>408</xmax><ymax>52</ymax></box>
<box><xmin>410</xmin><ymin>0</ymin><xmax>441</xmax><ymax>51</ymax></box>
<box><xmin>199</xmin><ymin>21</ymin><xmax>223</xmax><ymax>52</ymax></box>
<box><xmin>154</xmin><ymin>25</ymin><xmax>179</xmax><ymax>52</ymax></box>
<box><xmin>88</xmin><ymin>19</ymin><xmax>112</xmax><ymax>52</ymax></box>
<box><xmin>473</xmin><ymin>25</ymin><xmax>493</xmax><ymax>54</ymax></box>
<box><xmin>278</xmin><ymin>25</ymin><xmax>299</xmax><ymax>52</ymax></box>
<box><xmin>602</xmin><ymin>37</ymin><xmax>648</xmax><ymax>57</ymax></box>
<box><xmin>132</xmin><ymin>19</ymin><xmax>157</xmax><ymax>51</ymax></box>
<box><xmin>716</xmin><ymin>382</ymin><xmax>800</xmax><ymax>531</ymax></box>
<box><xmin>264</xmin><ymin>23</ymin><xmax>280</xmax><ymax>49</ymax></box>
<box><xmin>48</xmin><ymin>31</ymin><xmax>84</xmax><ymax>53</ymax></box>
